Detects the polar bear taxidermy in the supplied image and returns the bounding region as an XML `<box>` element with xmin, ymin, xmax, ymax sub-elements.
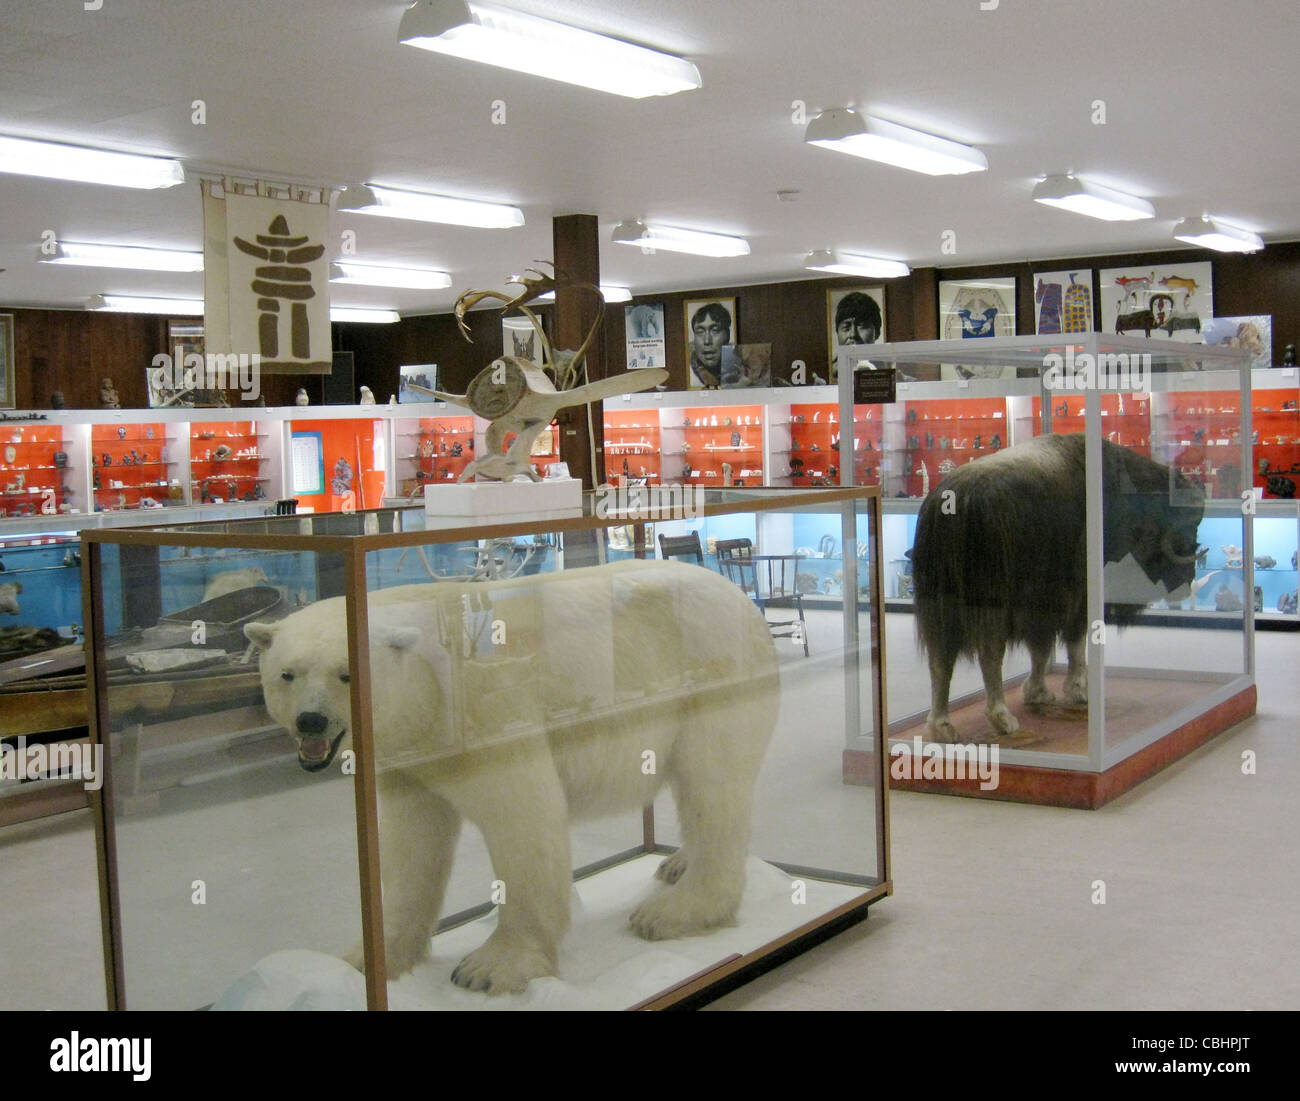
<box><xmin>245</xmin><ymin>558</ymin><xmax>779</xmax><ymax>995</ymax></box>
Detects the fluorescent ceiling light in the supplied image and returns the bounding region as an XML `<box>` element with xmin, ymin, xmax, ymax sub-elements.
<box><xmin>804</xmin><ymin>109</ymin><xmax>987</xmax><ymax>176</ymax></box>
<box><xmin>86</xmin><ymin>294</ymin><xmax>202</xmax><ymax>314</ymax></box>
<box><xmin>533</xmin><ymin>285</ymin><xmax>632</xmax><ymax>304</ymax></box>
<box><xmin>1032</xmin><ymin>174</ymin><xmax>1154</xmax><ymax>221</ymax></box>
<box><xmin>611</xmin><ymin>220</ymin><xmax>750</xmax><ymax>258</ymax></box>
<box><xmin>805</xmin><ymin>249</ymin><xmax>910</xmax><ymax>279</ymax></box>
<box><xmin>398</xmin><ymin>0</ymin><xmax>701</xmax><ymax>99</ymax></box>
<box><xmin>329</xmin><ymin>261</ymin><xmax>452</xmax><ymax>289</ymax></box>
<box><xmin>0</xmin><ymin>135</ymin><xmax>184</xmax><ymax>190</ymax></box>
<box><xmin>337</xmin><ymin>183</ymin><xmax>523</xmax><ymax>228</ymax></box>
<box><xmin>331</xmin><ymin>307</ymin><xmax>401</xmax><ymax>324</ymax></box>
<box><xmin>39</xmin><ymin>240</ymin><xmax>203</xmax><ymax>272</ymax></box>
<box><xmin>1172</xmin><ymin>215</ymin><xmax>1263</xmax><ymax>253</ymax></box>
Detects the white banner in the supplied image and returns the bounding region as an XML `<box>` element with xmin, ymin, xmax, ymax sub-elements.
<box><xmin>204</xmin><ymin>187</ymin><xmax>331</xmax><ymax>373</ymax></box>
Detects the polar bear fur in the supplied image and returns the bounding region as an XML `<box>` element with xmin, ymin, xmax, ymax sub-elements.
<box><xmin>245</xmin><ymin>558</ymin><xmax>779</xmax><ymax>995</ymax></box>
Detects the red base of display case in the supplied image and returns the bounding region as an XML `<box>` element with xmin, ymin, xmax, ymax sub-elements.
<box><xmin>846</xmin><ymin>683</ymin><xmax>1256</xmax><ymax>809</ymax></box>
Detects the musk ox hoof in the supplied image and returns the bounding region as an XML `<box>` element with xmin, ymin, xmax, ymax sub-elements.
<box><xmin>1064</xmin><ymin>679</ymin><xmax>1088</xmax><ymax>706</ymax></box>
<box><xmin>986</xmin><ymin>702</ymin><xmax>1020</xmax><ymax>735</ymax></box>
<box><xmin>926</xmin><ymin>717</ymin><xmax>961</xmax><ymax>743</ymax></box>
<box><xmin>1023</xmin><ymin>681</ymin><xmax>1056</xmax><ymax>709</ymax></box>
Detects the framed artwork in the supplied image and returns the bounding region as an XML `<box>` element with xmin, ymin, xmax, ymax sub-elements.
<box><xmin>146</xmin><ymin>365</ymin><xmax>182</xmax><ymax>409</ymax></box>
<box><xmin>1032</xmin><ymin>270</ymin><xmax>1094</xmax><ymax>334</ymax></box>
<box><xmin>288</xmin><ymin>430</ymin><xmax>325</xmax><ymax>496</ymax></box>
<box><xmin>502</xmin><ymin>315</ymin><xmax>544</xmax><ymax>365</ymax></box>
<box><xmin>1098</xmin><ymin>262</ymin><xmax>1213</xmax><ymax>342</ymax></box>
<box><xmin>624</xmin><ymin>303</ymin><xmax>666</xmax><ymax>369</ymax></box>
<box><xmin>0</xmin><ymin>313</ymin><xmax>15</xmax><ymax>410</ymax></box>
<box><xmin>684</xmin><ymin>297</ymin><xmax>737</xmax><ymax>388</ymax></box>
<box><xmin>1203</xmin><ymin>315</ymin><xmax>1272</xmax><ymax>369</ymax></box>
<box><xmin>398</xmin><ymin>363</ymin><xmax>440</xmax><ymax>403</ymax></box>
<box><xmin>719</xmin><ymin>343</ymin><xmax>772</xmax><ymax>388</ymax></box>
<box><xmin>938</xmin><ymin>278</ymin><xmax>1016</xmax><ymax>340</ymax></box>
<box><xmin>827</xmin><ymin>287</ymin><xmax>885</xmax><ymax>381</ymax></box>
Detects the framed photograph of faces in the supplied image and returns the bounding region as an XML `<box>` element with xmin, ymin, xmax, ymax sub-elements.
<box><xmin>827</xmin><ymin>287</ymin><xmax>885</xmax><ymax>381</ymax></box>
<box><xmin>938</xmin><ymin>278</ymin><xmax>1016</xmax><ymax>340</ymax></box>
<box><xmin>684</xmin><ymin>297</ymin><xmax>737</xmax><ymax>389</ymax></box>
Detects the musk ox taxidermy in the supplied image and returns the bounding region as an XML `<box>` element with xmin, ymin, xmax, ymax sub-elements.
<box><xmin>912</xmin><ymin>433</ymin><xmax>1202</xmax><ymax>741</ymax></box>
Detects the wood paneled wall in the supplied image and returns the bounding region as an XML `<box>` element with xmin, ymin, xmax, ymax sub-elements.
<box><xmin>6</xmin><ymin>241</ymin><xmax>1299</xmax><ymax>411</ymax></box>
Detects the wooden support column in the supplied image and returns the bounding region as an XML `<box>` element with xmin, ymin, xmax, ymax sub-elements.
<box><xmin>552</xmin><ymin>214</ymin><xmax>605</xmax><ymax>489</ymax></box>
<box><xmin>908</xmin><ymin>266</ymin><xmax>938</xmax><ymax>342</ymax></box>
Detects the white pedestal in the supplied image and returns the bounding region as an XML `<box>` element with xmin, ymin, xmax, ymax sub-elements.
<box><xmin>425</xmin><ymin>478</ymin><xmax>582</xmax><ymax>521</ymax></box>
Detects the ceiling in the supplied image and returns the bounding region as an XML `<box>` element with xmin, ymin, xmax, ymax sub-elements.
<box><xmin>1</xmin><ymin>0</ymin><xmax>1297</xmax><ymax>316</ymax></box>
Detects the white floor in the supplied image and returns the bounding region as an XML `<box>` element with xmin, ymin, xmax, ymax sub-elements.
<box><xmin>1</xmin><ymin>627</ymin><xmax>1296</xmax><ymax>1011</ymax></box>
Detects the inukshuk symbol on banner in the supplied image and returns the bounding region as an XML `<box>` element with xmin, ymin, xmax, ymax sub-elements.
<box><xmin>232</xmin><ymin>215</ymin><xmax>326</xmax><ymax>360</ymax></box>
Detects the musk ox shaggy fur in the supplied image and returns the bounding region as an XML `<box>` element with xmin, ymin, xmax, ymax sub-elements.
<box><xmin>913</xmin><ymin>433</ymin><xmax>1203</xmax><ymax>740</ymax></box>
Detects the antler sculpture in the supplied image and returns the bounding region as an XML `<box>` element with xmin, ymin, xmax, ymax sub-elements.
<box><xmin>410</xmin><ymin>263</ymin><xmax>666</xmax><ymax>482</ymax></box>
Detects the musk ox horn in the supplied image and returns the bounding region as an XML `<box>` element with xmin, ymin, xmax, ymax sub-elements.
<box><xmin>1162</xmin><ymin>530</ymin><xmax>1198</xmax><ymax>565</ymax></box>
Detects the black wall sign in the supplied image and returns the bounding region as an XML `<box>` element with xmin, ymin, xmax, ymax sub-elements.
<box><xmin>853</xmin><ymin>365</ymin><xmax>897</xmax><ymax>405</ymax></box>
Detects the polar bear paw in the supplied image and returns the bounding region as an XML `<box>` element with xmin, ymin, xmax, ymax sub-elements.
<box><xmin>343</xmin><ymin>935</ymin><xmax>431</xmax><ymax>980</ymax></box>
<box><xmin>451</xmin><ymin>937</ymin><xmax>554</xmax><ymax>995</ymax></box>
<box><xmin>629</xmin><ymin>888</ymin><xmax>735</xmax><ymax>941</ymax></box>
<box><xmin>655</xmin><ymin>850</ymin><xmax>688</xmax><ymax>884</ymax></box>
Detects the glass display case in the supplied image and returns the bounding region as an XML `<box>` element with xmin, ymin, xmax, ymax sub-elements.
<box><xmin>0</xmin><ymin>423</ymin><xmax>69</xmax><ymax>519</ymax></box>
<box><xmin>82</xmin><ymin>486</ymin><xmax>888</xmax><ymax>1010</ymax></box>
<box><xmin>840</xmin><ymin>334</ymin><xmax>1257</xmax><ymax>807</ymax></box>
<box><xmin>189</xmin><ymin>420</ymin><xmax>272</xmax><ymax>505</ymax></box>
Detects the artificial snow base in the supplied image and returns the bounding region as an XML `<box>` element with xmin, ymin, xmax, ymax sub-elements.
<box><xmin>212</xmin><ymin>855</ymin><xmax>866</xmax><ymax>1010</ymax></box>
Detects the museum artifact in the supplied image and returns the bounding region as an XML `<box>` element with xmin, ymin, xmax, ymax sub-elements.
<box><xmin>100</xmin><ymin>378</ymin><xmax>120</xmax><ymax>409</ymax></box>
<box><xmin>408</xmin><ymin>265</ymin><xmax>665</xmax><ymax>482</ymax></box>
<box><xmin>244</xmin><ymin>559</ymin><xmax>778</xmax><ymax>994</ymax></box>
<box><xmin>912</xmin><ymin>434</ymin><xmax>1203</xmax><ymax>741</ymax></box>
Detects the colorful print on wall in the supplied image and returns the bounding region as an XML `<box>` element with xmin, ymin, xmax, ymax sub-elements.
<box><xmin>685</xmin><ymin>297</ymin><xmax>737</xmax><ymax>389</ymax></box>
<box><xmin>1098</xmin><ymin>262</ymin><xmax>1213</xmax><ymax>342</ymax></box>
<box><xmin>1033</xmin><ymin>270</ymin><xmax>1094</xmax><ymax>334</ymax></box>
<box><xmin>938</xmin><ymin>278</ymin><xmax>1016</xmax><ymax>340</ymax></box>
<box><xmin>827</xmin><ymin>287</ymin><xmax>885</xmax><ymax>382</ymax></box>
<box><xmin>624</xmin><ymin>303</ymin><xmax>667</xmax><ymax>369</ymax></box>
<box><xmin>1203</xmin><ymin>315</ymin><xmax>1273</xmax><ymax>369</ymax></box>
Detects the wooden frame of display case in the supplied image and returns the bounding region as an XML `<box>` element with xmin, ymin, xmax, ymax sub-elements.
<box><xmin>82</xmin><ymin>486</ymin><xmax>889</xmax><ymax>1011</ymax></box>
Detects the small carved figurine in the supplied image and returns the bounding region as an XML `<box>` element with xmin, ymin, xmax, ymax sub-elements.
<box><xmin>100</xmin><ymin>378</ymin><xmax>120</xmax><ymax>409</ymax></box>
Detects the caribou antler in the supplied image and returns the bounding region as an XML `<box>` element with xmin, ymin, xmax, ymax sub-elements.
<box><xmin>503</xmin><ymin>262</ymin><xmax>558</xmax><ymax>310</ymax></box>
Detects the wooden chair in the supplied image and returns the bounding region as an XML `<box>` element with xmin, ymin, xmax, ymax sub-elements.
<box><xmin>715</xmin><ymin>539</ymin><xmax>809</xmax><ymax>657</ymax></box>
<box><xmin>658</xmin><ymin>531</ymin><xmax>704</xmax><ymax>565</ymax></box>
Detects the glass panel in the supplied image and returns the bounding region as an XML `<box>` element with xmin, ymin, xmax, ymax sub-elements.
<box><xmin>356</xmin><ymin>495</ymin><xmax>876</xmax><ymax>1007</ymax></box>
<box><xmin>98</xmin><ymin>541</ymin><xmax>361</xmax><ymax>1010</ymax></box>
<box><xmin>1099</xmin><ymin>367</ymin><xmax>1250</xmax><ymax>758</ymax></box>
<box><xmin>90</xmin><ymin>487</ymin><xmax>882</xmax><ymax>1009</ymax></box>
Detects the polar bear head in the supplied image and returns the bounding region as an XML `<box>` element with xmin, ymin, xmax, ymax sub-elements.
<box><xmin>245</xmin><ymin>601</ymin><xmax>420</xmax><ymax>773</ymax></box>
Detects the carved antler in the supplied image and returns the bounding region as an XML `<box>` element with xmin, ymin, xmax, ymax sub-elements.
<box><xmin>452</xmin><ymin>262</ymin><xmax>607</xmax><ymax>393</ymax></box>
